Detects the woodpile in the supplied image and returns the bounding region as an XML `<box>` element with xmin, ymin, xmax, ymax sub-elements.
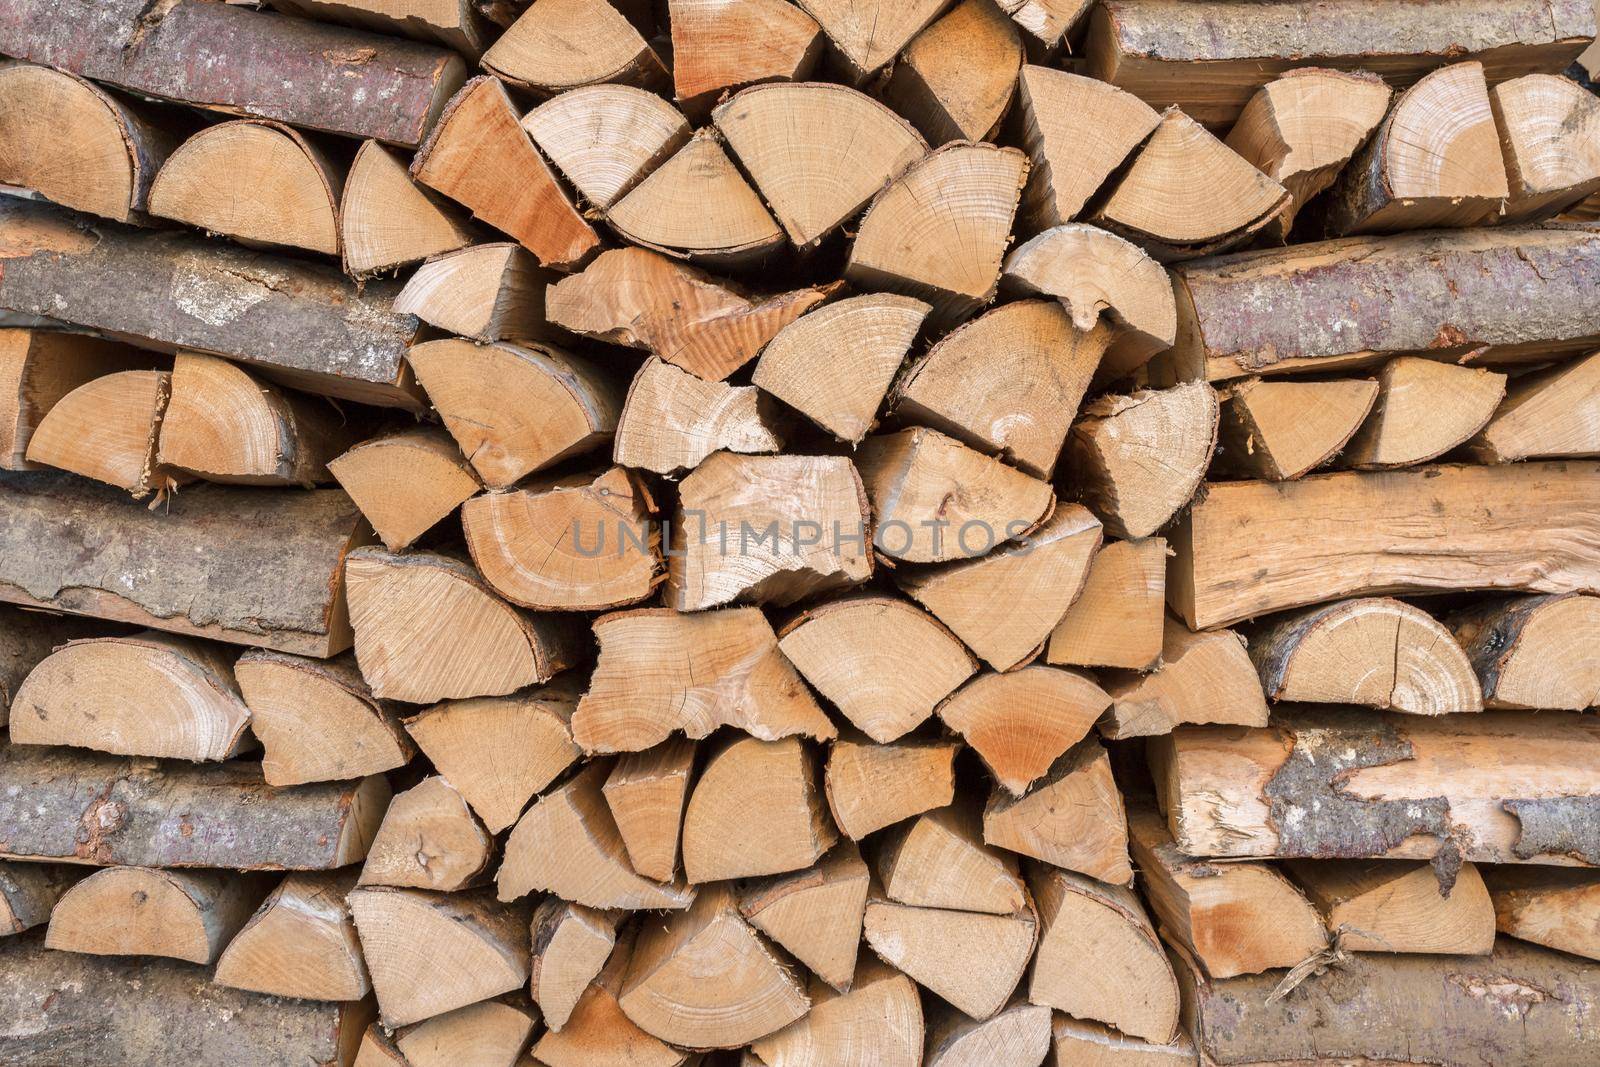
<box><xmin>4</xmin><ymin>2</ymin><xmax>1600</xmax><ymax>1065</ymax></box>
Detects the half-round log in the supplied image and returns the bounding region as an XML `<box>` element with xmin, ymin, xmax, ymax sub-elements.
<box><xmin>1450</xmin><ymin>594</ymin><xmax>1600</xmax><ymax>710</ymax></box>
<box><xmin>25</xmin><ymin>369</ymin><xmax>177</xmax><ymax>497</ymax></box>
<box><xmin>522</xmin><ymin>83</ymin><xmax>690</xmax><ymax>210</ymax></box>
<box><xmin>481</xmin><ymin>0</ymin><xmax>667</xmax><ymax>94</ymax></box>
<box><xmin>1493</xmin><ymin>73</ymin><xmax>1600</xmax><ymax>223</ymax></box>
<box><xmin>46</xmin><ymin>866</ymin><xmax>266</xmax><ymax>964</ymax></box>
<box><xmin>1337</xmin><ymin>357</ymin><xmax>1506</xmax><ymax>469</ymax></box>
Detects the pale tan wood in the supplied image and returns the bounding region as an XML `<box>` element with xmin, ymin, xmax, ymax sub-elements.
<box><xmin>998</xmin><ymin>0</ymin><xmax>1088</xmax><ymax>47</ymax></box>
<box><xmin>1249</xmin><ymin>597</ymin><xmax>1483</xmax><ymax>715</ymax></box>
<box><xmin>1484</xmin><ymin>866</ymin><xmax>1600</xmax><ymax>962</ymax></box>
<box><xmin>497</xmin><ymin>759</ymin><xmax>695</xmax><ymax>910</ymax></box>
<box><xmin>879</xmin><ymin>802</ymin><xmax>1025</xmax><ymax>915</ymax></box>
<box><xmin>1286</xmin><ymin>858</ymin><xmax>1495</xmax><ymax>954</ymax></box>
<box><xmin>1214</xmin><ymin>376</ymin><xmax>1378</xmax><ymax>480</ymax></box>
<box><xmin>412</xmin><ymin>76</ymin><xmax>598</xmax><ymax>269</ymax></box>
<box><xmin>530</xmin><ymin>898</ymin><xmax>617</xmax><ymax>1031</ymax></box>
<box><xmin>749</xmin><ymin>958</ymin><xmax>924</xmax><ymax>1067</ymax></box>
<box><xmin>1049</xmin><ymin>1016</ymin><xmax>1196</xmax><ymax>1066</ymax></box>
<box><xmin>214</xmin><ymin>870</ymin><xmax>371</xmax><ymax>1002</ymax></box>
<box><xmin>396</xmin><ymin>999</ymin><xmax>538</xmax><ymax>1067</ymax></box>
<box><xmin>0</xmin><ymin>329</ymin><xmax>158</xmax><ymax>470</ymax></box>
<box><xmin>359</xmin><ymin>775</ymin><xmax>492</xmax><ymax>892</ymax></box>
<box><xmin>349</xmin><ymin>886</ymin><xmax>530</xmax><ymax>1028</ymax></box>
<box><xmin>574</xmin><ymin>606</ymin><xmax>836</xmax><ymax>753</ymax></box>
<box><xmin>824</xmin><ymin>735</ymin><xmax>959</xmax><ymax>840</ymax></box>
<box><xmin>778</xmin><ymin>595</ymin><xmax>975</xmax><ymax>743</ymax></box>
<box><xmin>924</xmin><ymin>998</ymin><xmax>1051</xmax><ymax>1067</ymax></box>
<box><xmin>1047</xmin><ymin>537</ymin><xmax>1167</xmax><ymax>671</ymax></box>
<box><xmin>345</xmin><ymin>547</ymin><xmax>582</xmax><ymax>703</ymax></box>
<box><xmin>0</xmin><ymin>862</ymin><xmax>76</xmax><ymax>937</ymax></box>
<box><xmin>1028</xmin><ymin>864</ymin><xmax>1180</xmax><ymax>1044</ymax></box>
<box><xmin>739</xmin><ymin>841</ymin><xmax>869</xmax><ymax>993</ymax></box>
<box><xmin>883</xmin><ymin>0</ymin><xmax>1020</xmax><ymax>145</ymax></box>
<box><xmin>1492</xmin><ymin>73</ymin><xmax>1600</xmax><ymax>222</ymax></box>
<box><xmin>269</xmin><ymin>0</ymin><xmax>484</xmax><ymax>54</ymax></box>
<box><xmin>1451</xmin><ymin>593</ymin><xmax>1600</xmax><ymax>711</ymax></box>
<box><xmin>668</xmin><ymin>0</ymin><xmax>824</xmax><ymax>112</ymax></box>
<box><xmin>846</xmin><ymin>142</ymin><xmax>1028</xmax><ymax>324</ymax></box>
<box><xmin>355</xmin><ymin>1024</ymin><xmax>408</xmax><ymax>1067</ymax></box>
<box><xmin>1469</xmin><ymin>351</ymin><xmax>1600</xmax><ymax>463</ymax></box>
<box><xmin>752</xmin><ymin>293</ymin><xmax>930</xmax><ymax>443</ymax></box>
<box><xmin>339</xmin><ymin>140</ymin><xmax>473</xmax><ymax>277</ymax></box>
<box><xmin>46</xmin><ymin>866</ymin><xmax>268</xmax><ymax>964</ymax></box>
<box><xmin>862</xmin><ymin>892</ymin><xmax>1037</xmax><ymax>1021</ymax></box>
<box><xmin>614</xmin><ymin>357</ymin><xmax>784</xmax><ymax>475</ymax></box>
<box><xmin>25</xmin><ymin>368</ymin><xmax>179</xmax><ymax>497</ymax></box>
<box><xmin>328</xmin><ymin>427</ymin><xmax>480</xmax><ymax>552</ymax></box>
<box><xmin>523</xmin><ymin>87</ymin><xmax>690</xmax><ymax>217</ymax></box>
<box><xmin>11</xmin><ymin>631</ymin><xmax>251</xmax><ymax>761</ymax></box>
<box><xmin>394</xmin><ymin>243</ymin><xmax>551</xmax><ymax>343</ymax></box>
<box><xmin>1338</xmin><ymin>358</ymin><xmax>1506</xmax><ymax>469</ymax></box>
<box><xmin>533</xmin><ymin>927</ymin><xmax>691</xmax><ymax>1067</ymax></box>
<box><xmin>482</xmin><ymin>0</ymin><xmax>666</xmax><ymax>94</ymax></box>
<box><xmin>603</xmin><ymin>738</ymin><xmax>695</xmax><ymax>881</ymax></box>
<box><xmin>1101</xmin><ymin>618</ymin><xmax>1269</xmax><ymax>739</ymax></box>
<box><xmin>682</xmin><ymin>735</ymin><xmax>836</xmax><ymax>883</ymax></box>
<box><xmin>982</xmin><ymin>739</ymin><xmax>1133</xmax><ymax>884</ymax></box>
<box><xmin>937</xmin><ymin>666</ymin><xmax>1109</xmax><ymax>796</ymax></box>
<box><xmin>794</xmin><ymin>0</ymin><xmax>948</xmax><ymax>82</ymax></box>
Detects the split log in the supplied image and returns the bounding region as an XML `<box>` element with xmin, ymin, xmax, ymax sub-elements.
<box><xmin>1127</xmin><ymin>805</ymin><xmax>1326</xmax><ymax>978</ymax></box>
<box><xmin>349</xmin><ymin>886</ymin><xmax>529</xmax><ymax>1028</ymax></box>
<box><xmin>46</xmin><ymin>866</ymin><xmax>267</xmax><ymax>963</ymax></box>
<box><xmin>749</xmin><ymin>958</ymin><xmax>924</xmax><ymax>1067</ymax></box>
<box><xmin>1169</xmin><ymin>462</ymin><xmax>1600</xmax><ymax>629</ymax></box>
<box><xmin>879</xmin><ymin>802</ymin><xmax>1025</xmax><ymax>915</ymax></box>
<box><xmin>530</xmin><ymin>898</ymin><xmax>617</xmax><ymax>1031</ymax></box>
<box><xmin>532</xmin><ymin>927</ymin><xmax>690</xmax><ymax>1067</ymax></box>
<box><xmin>355</xmin><ymin>1023</ymin><xmax>407</xmax><ymax>1067</ymax></box>
<box><xmin>0</xmin><ymin>329</ymin><xmax>158</xmax><ymax>470</ymax></box>
<box><xmin>359</xmin><ymin>776</ymin><xmax>491</xmax><ymax>892</ymax></box>
<box><xmin>668</xmin><ymin>0</ymin><xmax>823</xmax><ymax>112</ymax></box>
<box><xmin>522</xmin><ymin>84</ymin><xmax>690</xmax><ymax>210</ymax></box>
<box><xmin>1150</xmin><ymin>707</ymin><xmax>1600</xmax><ymax>866</ymax></box>
<box><xmin>0</xmin><ymin>0</ymin><xmax>465</xmax><ymax>145</ymax></box>
<box><xmin>613</xmin><ymin>358</ymin><xmax>784</xmax><ymax>475</ymax></box>
<box><xmin>573</xmin><ymin>606</ymin><xmax>836</xmax><ymax>753</ymax></box>
<box><xmin>665</xmin><ymin>452</ymin><xmax>872</xmax><ymax>610</ymax></box>
<box><xmin>462</xmin><ymin>467</ymin><xmax>659</xmax><ymax>612</ymax></box>
<box><xmin>214</xmin><ymin>870</ymin><xmax>371</xmax><ymax>1001</ymax></box>
<box><xmin>546</xmin><ymin>247</ymin><xmax>838</xmax><ymax>381</ymax></box>
<box><xmin>346</xmin><ymin>548</ymin><xmax>582</xmax><ymax>703</ymax></box>
<box><xmin>269</xmin><ymin>0</ymin><xmax>486</xmax><ymax>54</ymax></box>
<box><xmin>11</xmin><ymin>631</ymin><xmax>252</xmax><ymax>761</ymax></box>
<box><xmin>1286</xmin><ymin>858</ymin><xmax>1495</xmax><ymax>954</ymax></box>
<box><xmin>1028</xmin><ymin>864</ymin><xmax>1180</xmax><ymax>1044</ymax></box>
<box><xmin>794</xmin><ymin>0</ymin><xmax>948</xmax><ymax>83</ymax></box>
<box><xmin>1082</xmin><ymin>0</ymin><xmax>1596</xmax><ymax>129</ymax></box>
<box><xmin>981</xmin><ymin>739</ymin><xmax>1133</xmax><ymax>883</ymax></box>
<box><xmin>602</xmin><ymin>738</ymin><xmax>695</xmax><ymax>881</ymax></box>
<box><xmin>1248</xmin><ymin>597</ymin><xmax>1483</xmax><ymax>715</ymax></box>
<box><xmin>1213</xmin><ymin>376</ymin><xmax>1378</xmax><ymax>480</ymax></box>
<box><xmin>1046</xmin><ymin>536</ymin><xmax>1167</xmax><ymax>671</ymax></box>
<box><xmin>924</xmin><ymin>999</ymin><xmax>1051</xmax><ymax>1067</ymax></box>
<box><xmin>328</xmin><ymin>427</ymin><xmax>480</xmax><ymax>552</ymax></box>
<box><xmin>482</xmin><ymin>0</ymin><xmax>666</xmax><ymax>94</ymax></box>
<box><xmin>405</xmin><ymin>338</ymin><xmax>621</xmax><ymax>489</ymax></box>
<box><xmin>1338</xmin><ymin>358</ymin><xmax>1506</xmax><ymax>469</ymax></box>
<box><xmin>937</xmin><ymin>667</ymin><xmax>1109</xmax><ymax>796</ymax></box>
<box><xmin>824</xmin><ymin>735</ymin><xmax>959</xmax><ymax>840</ymax></box>
<box><xmin>998</xmin><ymin>0</ymin><xmax>1087</xmax><ymax>48</ymax></box>
<box><xmin>1049</xmin><ymin>1017</ymin><xmax>1195</xmax><ymax>1066</ymax></box>
<box><xmin>1110</xmin><ymin>613</ymin><xmax>1269</xmax><ymax>735</ymax></box>
<box><xmin>1065</xmin><ymin>382</ymin><xmax>1220</xmax><ymax>540</ymax></box>
<box><xmin>862</xmin><ymin>892</ymin><xmax>1037</xmax><ymax>1021</ymax></box>
<box><xmin>339</xmin><ymin>141</ymin><xmax>473</xmax><ymax>277</ymax></box>
<box><xmin>1449</xmin><ymin>594</ymin><xmax>1600</xmax><ymax>710</ymax></box>
<box><xmin>0</xmin><ymin>862</ymin><xmax>76</xmax><ymax>936</ymax></box>
<box><xmin>856</xmin><ymin>427</ymin><xmax>1053</xmax><ymax>564</ymax></box>
<box><xmin>412</xmin><ymin>77</ymin><xmax>598</xmax><ymax>270</ymax></box>
<box><xmin>404</xmin><ymin>679</ymin><xmax>581</xmax><ymax>833</ymax></box>
<box><xmin>739</xmin><ymin>841</ymin><xmax>869</xmax><ymax>993</ymax></box>
<box><xmin>845</xmin><ymin>142</ymin><xmax>1028</xmax><ymax>324</ymax></box>
<box><xmin>752</xmin><ymin>293</ymin><xmax>930</xmax><ymax>444</ymax></box>
<box><xmin>1469</xmin><ymin>350</ymin><xmax>1600</xmax><ymax>463</ymax></box>
<box><xmin>1492</xmin><ymin>73</ymin><xmax>1600</xmax><ymax>222</ymax></box>
<box><xmin>0</xmin><ymin>471</ymin><xmax>365</xmax><ymax>655</ymax></box>
<box><xmin>396</xmin><ymin>999</ymin><xmax>538</xmax><ymax>1067</ymax></box>
<box><xmin>393</xmin><ymin>243</ymin><xmax>550</xmax><ymax>343</ymax></box>
<box><xmin>778</xmin><ymin>595</ymin><xmax>975</xmax><ymax>743</ymax></box>
<box><xmin>1484</xmin><ymin>866</ymin><xmax>1600</xmax><ymax>962</ymax></box>
<box><xmin>883</xmin><ymin>0</ymin><xmax>1021</xmax><ymax>145</ymax></box>
<box><xmin>682</xmin><ymin>735</ymin><xmax>836</xmax><ymax>883</ymax></box>
<box><xmin>25</xmin><ymin>368</ymin><xmax>178</xmax><ymax>496</ymax></box>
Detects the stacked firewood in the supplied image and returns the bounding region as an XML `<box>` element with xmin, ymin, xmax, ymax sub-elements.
<box><xmin>2</xmin><ymin>0</ymin><xmax>1600</xmax><ymax>1064</ymax></box>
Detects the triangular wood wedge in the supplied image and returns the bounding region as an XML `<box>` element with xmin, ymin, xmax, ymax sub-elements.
<box><xmin>1468</xmin><ymin>351</ymin><xmax>1600</xmax><ymax>463</ymax></box>
<box><xmin>1215</xmin><ymin>377</ymin><xmax>1379</xmax><ymax>480</ymax></box>
<box><xmin>1101</xmin><ymin>617</ymin><xmax>1269</xmax><ymax>739</ymax></box>
<box><xmin>1336</xmin><ymin>358</ymin><xmax>1506</xmax><ymax>469</ymax></box>
<box><xmin>794</xmin><ymin>0</ymin><xmax>948</xmax><ymax>82</ymax></box>
<box><xmin>982</xmin><ymin>738</ymin><xmax>1133</xmax><ymax>884</ymax></box>
<box><xmin>883</xmin><ymin>0</ymin><xmax>1021</xmax><ymax>145</ymax></box>
<box><xmin>937</xmin><ymin>666</ymin><xmax>1110</xmax><ymax>796</ymax></box>
<box><xmin>1493</xmin><ymin>73</ymin><xmax>1600</xmax><ymax>223</ymax></box>
<box><xmin>522</xmin><ymin>83</ymin><xmax>690</xmax><ymax>210</ymax></box>
<box><xmin>393</xmin><ymin>243</ymin><xmax>551</xmax><ymax>343</ymax></box>
<box><xmin>530</xmin><ymin>898</ymin><xmax>618</xmax><ymax>1032</ymax></box>
<box><xmin>214</xmin><ymin>870</ymin><xmax>369</xmax><ymax>1002</ymax></box>
<box><xmin>481</xmin><ymin>0</ymin><xmax>666</xmax><ymax>94</ymax></box>
<box><xmin>1046</xmin><ymin>536</ymin><xmax>1167</xmax><ymax>671</ymax></box>
<box><xmin>358</xmin><ymin>776</ymin><xmax>493</xmax><ymax>892</ymax></box>
<box><xmin>682</xmin><ymin>735</ymin><xmax>836</xmax><ymax>883</ymax></box>
<box><xmin>47</xmin><ymin>866</ymin><xmax>268</xmax><ymax>965</ymax></box>
<box><xmin>669</xmin><ymin>0</ymin><xmax>824</xmax><ymax>112</ymax></box>
<box><xmin>533</xmin><ymin>927</ymin><xmax>692</xmax><ymax>1067</ymax></box>
<box><xmin>750</xmin><ymin>958</ymin><xmax>924</xmax><ymax>1067</ymax></box>
<box><xmin>739</xmin><ymin>841</ymin><xmax>870</xmax><ymax>993</ymax></box>
<box><xmin>1285</xmin><ymin>858</ymin><xmax>1495</xmax><ymax>955</ymax></box>
<box><xmin>25</xmin><ymin>368</ymin><xmax>180</xmax><ymax>497</ymax></box>
<box><xmin>339</xmin><ymin>140</ymin><xmax>473</xmax><ymax>277</ymax></box>
<box><xmin>862</xmin><ymin>893</ymin><xmax>1036</xmax><ymax>1021</ymax></box>
<box><xmin>824</xmin><ymin>734</ymin><xmax>959</xmax><ymax>840</ymax></box>
<box><xmin>328</xmin><ymin>427</ymin><xmax>479</xmax><ymax>553</ymax></box>
<box><xmin>1449</xmin><ymin>594</ymin><xmax>1600</xmax><ymax>710</ymax></box>
<box><xmin>613</xmin><ymin>358</ymin><xmax>784</xmax><ymax>475</ymax></box>
<box><xmin>1484</xmin><ymin>866</ymin><xmax>1600</xmax><ymax>962</ymax></box>
<box><xmin>602</xmin><ymin>738</ymin><xmax>696</xmax><ymax>881</ymax></box>
<box><xmin>879</xmin><ymin>802</ymin><xmax>1026</xmax><ymax>915</ymax></box>
<box><xmin>396</xmin><ymin>999</ymin><xmax>538</xmax><ymax>1067</ymax></box>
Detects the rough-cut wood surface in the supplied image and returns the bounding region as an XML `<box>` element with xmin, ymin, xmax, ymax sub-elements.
<box><xmin>1484</xmin><ymin>866</ymin><xmax>1600</xmax><ymax>962</ymax></box>
<box><xmin>0</xmin><ymin>862</ymin><xmax>77</xmax><ymax>937</ymax></box>
<box><xmin>0</xmin><ymin>329</ymin><xmax>159</xmax><ymax>471</ymax></box>
<box><xmin>1449</xmin><ymin>593</ymin><xmax>1600</xmax><ymax>710</ymax></box>
<box><xmin>214</xmin><ymin>870</ymin><xmax>371</xmax><ymax>1002</ymax></box>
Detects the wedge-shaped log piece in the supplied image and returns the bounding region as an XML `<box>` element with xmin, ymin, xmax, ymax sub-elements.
<box><xmin>1066</xmin><ymin>382</ymin><xmax>1219</xmax><ymax>540</ymax></box>
<box><xmin>1015</xmin><ymin>67</ymin><xmax>1160</xmax><ymax>228</ymax></box>
<box><xmin>739</xmin><ymin>841</ymin><xmax>869</xmax><ymax>993</ymax></box>
<box><xmin>549</xmin><ymin>247</ymin><xmax>837</xmax><ymax>381</ymax></box>
<box><xmin>12</xmin><ymin>631</ymin><xmax>251</xmax><ymax>762</ymax></box>
<box><xmin>668</xmin><ymin>453</ymin><xmax>871</xmax><ymax>609</ymax></box>
<box><xmin>340</xmin><ymin>141</ymin><xmax>473</xmax><ymax>277</ymax></box>
<box><xmin>937</xmin><ymin>666</ymin><xmax>1109</xmax><ymax>796</ymax></box>
<box><xmin>1249</xmin><ymin>598</ymin><xmax>1482</xmax><ymax>715</ymax></box>
<box><xmin>394</xmin><ymin>243</ymin><xmax>551</xmax><ymax>343</ymax></box>
<box><xmin>483</xmin><ymin>0</ymin><xmax>666</xmax><ymax>93</ymax></box>
<box><xmin>405</xmin><ymin>679</ymin><xmax>581</xmax><ymax>833</ymax></box>
<box><xmin>1493</xmin><ymin>73</ymin><xmax>1600</xmax><ymax>222</ymax></box>
<box><xmin>534</xmin><ymin>928</ymin><xmax>691</xmax><ymax>1067</ymax></box>
<box><xmin>46</xmin><ymin>867</ymin><xmax>267</xmax><ymax>963</ymax></box>
<box><xmin>1152</xmin><ymin>707</ymin><xmax>1600</xmax><ymax>865</ymax></box>
<box><xmin>531</xmin><ymin>898</ymin><xmax>618</xmax><ymax>1031</ymax></box>
<box><xmin>1214</xmin><ymin>376</ymin><xmax>1378</xmax><ymax>480</ymax></box>
<box><xmin>359</xmin><ymin>776</ymin><xmax>491</xmax><ymax>892</ymax></box>
<box><xmin>857</xmin><ymin>427</ymin><xmax>1053</xmax><ymax>564</ymax></box>
<box><xmin>621</xmin><ymin>882</ymin><xmax>811</xmax><ymax>1048</ymax></box>
<box><xmin>575</xmin><ymin>606</ymin><xmax>836</xmax><ymax>752</ymax></box>
<box><xmin>925</xmin><ymin>998</ymin><xmax>1051</xmax><ymax>1067</ymax></box>
<box><xmin>1101</xmin><ymin>618</ymin><xmax>1269</xmax><ymax>739</ymax></box>
<box><xmin>683</xmin><ymin>735</ymin><xmax>836</xmax><ymax>883</ymax></box>
<box><xmin>237</xmin><ymin>651</ymin><xmax>410</xmax><ymax>787</ymax></box>
<box><xmin>1286</xmin><ymin>858</ymin><xmax>1495</xmax><ymax>954</ymax></box>
<box><xmin>329</xmin><ymin>427</ymin><xmax>480</xmax><ymax>552</ymax></box>
<box><xmin>0</xmin><ymin>862</ymin><xmax>76</xmax><ymax>937</ymax></box>
<box><xmin>1050</xmin><ymin>1016</ymin><xmax>1195</xmax><ymax>1065</ymax></box>
<box><xmin>1170</xmin><ymin>462</ymin><xmax>1600</xmax><ymax>629</ymax></box>
<box><xmin>1338</xmin><ymin>358</ymin><xmax>1506</xmax><ymax>469</ymax></box>
<box><xmin>863</xmin><ymin>893</ymin><xmax>1037</xmax><ymax>1020</ymax></box>
<box><xmin>603</xmin><ymin>739</ymin><xmax>695</xmax><ymax>881</ymax></box>
<box><xmin>998</xmin><ymin>0</ymin><xmax>1087</xmax><ymax>47</ymax></box>
<box><xmin>214</xmin><ymin>870</ymin><xmax>370</xmax><ymax>1001</ymax></box>
<box><xmin>883</xmin><ymin>0</ymin><xmax>1020</xmax><ymax>146</ymax></box>
<box><xmin>614</xmin><ymin>358</ymin><xmax>784</xmax><ymax>475</ymax></box>
<box><xmin>1450</xmin><ymin>594</ymin><xmax>1600</xmax><ymax>710</ymax></box>
<box><xmin>750</xmin><ymin>958</ymin><xmax>924</xmax><ymax>1067</ymax></box>
<box><xmin>412</xmin><ymin>77</ymin><xmax>598</xmax><ymax>269</ymax></box>
<box><xmin>464</xmin><ymin>467</ymin><xmax>658</xmax><ymax>612</ymax></box>
<box><xmin>794</xmin><ymin>0</ymin><xmax>948</xmax><ymax>82</ymax></box>
<box><xmin>408</xmin><ymin>338</ymin><xmax>621</xmax><ymax>489</ymax></box>
<box><xmin>269</xmin><ymin>0</ymin><xmax>485</xmax><ymax>56</ymax></box>
<box><xmin>26</xmin><ymin>369</ymin><xmax>177</xmax><ymax>496</ymax></box>
<box><xmin>351</xmin><ymin>886</ymin><xmax>528</xmax><ymax>1028</ymax></box>
<box><xmin>824</xmin><ymin>735</ymin><xmax>958</xmax><ymax>840</ymax></box>
<box><xmin>1047</xmin><ymin>536</ymin><xmax>1167</xmax><ymax>671</ymax></box>
<box><xmin>1484</xmin><ymin>866</ymin><xmax>1600</xmax><ymax>962</ymax></box>
<box><xmin>396</xmin><ymin>1000</ymin><xmax>538</xmax><ymax>1067</ymax></box>
<box><xmin>780</xmin><ymin>595</ymin><xmax>975</xmax><ymax>743</ymax></box>
<box><xmin>0</xmin><ymin>329</ymin><xmax>159</xmax><ymax>470</ymax></box>
<box><xmin>0</xmin><ymin>746</ymin><xmax>387</xmax><ymax>869</ymax></box>
<box><xmin>0</xmin><ymin>472</ymin><xmax>364</xmax><ymax>655</ymax></box>
<box><xmin>1128</xmin><ymin>804</ymin><xmax>1324</xmax><ymax>978</ymax></box>
<box><xmin>846</xmin><ymin>143</ymin><xmax>1028</xmax><ymax>324</ymax></box>
<box><xmin>345</xmin><ymin>548</ymin><xmax>581</xmax><ymax>703</ymax></box>
<box><xmin>523</xmin><ymin>84</ymin><xmax>690</xmax><ymax>210</ymax></box>
<box><xmin>1469</xmin><ymin>351</ymin><xmax>1600</xmax><ymax>463</ymax></box>
<box><xmin>879</xmin><ymin>802</ymin><xmax>1025</xmax><ymax>915</ymax></box>
<box><xmin>982</xmin><ymin>739</ymin><xmax>1133</xmax><ymax>883</ymax></box>
<box><xmin>669</xmin><ymin>0</ymin><xmax>824</xmax><ymax>112</ymax></box>
<box><xmin>0</xmin><ymin>63</ymin><xmax>175</xmax><ymax>224</ymax></box>
<box><xmin>714</xmin><ymin>82</ymin><xmax>927</xmax><ymax>248</ymax></box>
<box><xmin>498</xmin><ymin>760</ymin><xmax>695</xmax><ymax>909</ymax></box>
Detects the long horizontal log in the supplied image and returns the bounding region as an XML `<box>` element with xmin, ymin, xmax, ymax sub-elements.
<box><xmin>0</xmin><ymin>198</ymin><xmax>423</xmax><ymax>408</ymax></box>
<box><xmin>1169</xmin><ymin>462</ymin><xmax>1600</xmax><ymax>629</ymax></box>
